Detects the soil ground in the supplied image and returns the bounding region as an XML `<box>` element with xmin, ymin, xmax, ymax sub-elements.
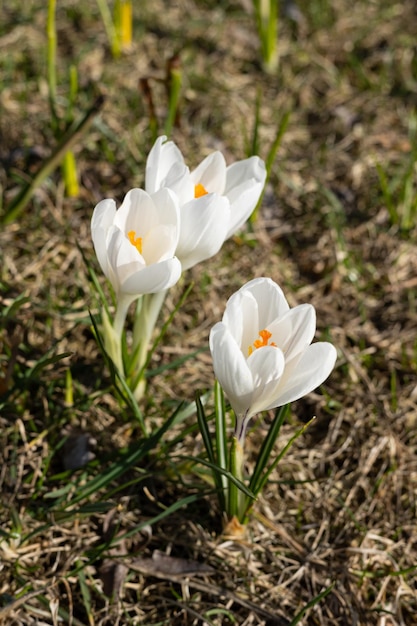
<box><xmin>1</xmin><ymin>1</ymin><xmax>417</xmax><ymax>625</ymax></box>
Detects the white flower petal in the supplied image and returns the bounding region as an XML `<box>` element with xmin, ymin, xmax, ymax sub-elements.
<box><xmin>210</xmin><ymin>323</ymin><xmax>254</xmax><ymax>416</ymax></box>
<box><xmin>239</xmin><ymin>278</ymin><xmax>290</xmax><ymax>328</ymax></box>
<box><xmin>151</xmin><ymin>188</ymin><xmax>180</xmax><ymax>226</ymax></box>
<box><xmin>268</xmin><ymin>304</ymin><xmax>316</xmax><ymax>360</ymax></box>
<box><xmin>92</xmin><ymin>227</ymin><xmax>111</xmax><ymax>278</ymax></box>
<box><xmin>121</xmin><ymin>257</ymin><xmax>181</xmax><ymax>295</ymax></box>
<box><xmin>225</xmin><ymin>156</ymin><xmax>266</xmax><ymax>194</ymax></box>
<box><xmin>163</xmin><ymin>162</ymin><xmax>194</xmax><ymax>204</ymax></box>
<box><xmin>226</xmin><ymin>180</ymin><xmax>265</xmax><ymax>237</ymax></box>
<box><xmin>176</xmin><ymin>194</ymin><xmax>230</xmax><ymax>270</ymax></box>
<box><xmin>190</xmin><ymin>152</ymin><xmax>227</xmax><ymax>194</ymax></box>
<box><xmin>145</xmin><ymin>135</ymin><xmax>185</xmax><ymax>193</ymax></box>
<box><xmin>114</xmin><ymin>188</ymin><xmax>158</xmax><ymax>235</ymax></box>
<box><xmin>225</xmin><ymin>157</ymin><xmax>266</xmax><ymax>236</ymax></box>
<box><xmin>91</xmin><ymin>198</ymin><xmax>117</xmax><ymax>231</ymax></box>
<box><xmin>108</xmin><ymin>226</ymin><xmax>144</xmax><ymax>265</ymax></box>
<box><xmin>247</xmin><ymin>346</ymin><xmax>285</xmax><ymax>417</ymax></box>
<box><xmin>91</xmin><ymin>199</ymin><xmax>117</xmax><ymax>277</ymax></box>
<box><xmin>104</xmin><ymin>226</ymin><xmax>144</xmax><ymax>293</ymax></box>
<box><xmin>223</xmin><ymin>290</ymin><xmax>259</xmax><ymax>351</ymax></box>
<box><xmin>143</xmin><ymin>225</ymin><xmax>178</xmax><ymax>264</ymax></box>
<box><xmin>265</xmin><ymin>342</ymin><xmax>337</xmax><ymax>408</ymax></box>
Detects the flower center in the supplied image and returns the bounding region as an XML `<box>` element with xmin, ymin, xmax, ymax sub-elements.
<box><xmin>194</xmin><ymin>183</ymin><xmax>208</xmax><ymax>198</ymax></box>
<box><xmin>127</xmin><ymin>230</ymin><xmax>143</xmax><ymax>254</ymax></box>
<box><xmin>248</xmin><ymin>329</ymin><xmax>277</xmax><ymax>356</ymax></box>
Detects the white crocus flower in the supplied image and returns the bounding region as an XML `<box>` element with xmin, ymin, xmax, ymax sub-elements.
<box><xmin>91</xmin><ymin>187</ymin><xmax>181</xmax><ymax>335</ymax></box>
<box><xmin>145</xmin><ymin>136</ymin><xmax>266</xmax><ymax>269</ymax></box>
<box><xmin>209</xmin><ymin>277</ymin><xmax>337</xmax><ymax>441</ymax></box>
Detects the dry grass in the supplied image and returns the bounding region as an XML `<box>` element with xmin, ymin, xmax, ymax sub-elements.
<box><xmin>1</xmin><ymin>0</ymin><xmax>417</xmax><ymax>624</ymax></box>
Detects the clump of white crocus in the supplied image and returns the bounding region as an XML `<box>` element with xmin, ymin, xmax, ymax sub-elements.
<box><xmin>145</xmin><ymin>135</ymin><xmax>266</xmax><ymax>270</ymax></box>
<box><xmin>209</xmin><ymin>277</ymin><xmax>337</xmax><ymax>443</ymax></box>
<box><xmin>91</xmin><ymin>187</ymin><xmax>181</xmax><ymax>378</ymax></box>
<box><xmin>204</xmin><ymin>277</ymin><xmax>337</xmax><ymax>526</ymax></box>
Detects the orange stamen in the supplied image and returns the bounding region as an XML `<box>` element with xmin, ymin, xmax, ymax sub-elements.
<box><xmin>128</xmin><ymin>230</ymin><xmax>143</xmax><ymax>254</ymax></box>
<box><xmin>194</xmin><ymin>183</ymin><xmax>208</xmax><ymax>198</ymax></box>
<box><xmin>248</xmin><ymin>329</ymin><xmax>277</xmax><ymax>356</ymax></box>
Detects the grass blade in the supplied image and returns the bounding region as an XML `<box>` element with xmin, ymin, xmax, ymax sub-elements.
<box><xmin>2</xmin><ymin>96</ymin><xmax>104</xmax><ymax>224</ymax></box>
<box><xmin>61</xmin><ymin>404</ymin><xmax>183</xmax><ymax>508</ymax></box>
<box><xmin>251</xmin><ymin>108</ymin><xmax>291</xmax><ymax>221</ymax></box>
<box><xmin>214</xmin><ymin>381</ymin><xmax>228</xmax><ymax>505</ymax></box>
<box><xmin>289</xmin><ymin>582</ymin><xmax>335</xmax><ymax>625</ymax></box>
<box><xmin>255</xmin><ymin>417</ymin><xmax>315</xmax><ymax>498</ymax></box>
<box><xmin>195</xmin><ymin>394</ymin><xmax>226</xmax><ymax>510</ymax></box>
<box><xmin>249</xmin><ymin>404</ymin><xmax>289</xmax><ymax>495</ymax></box>
<box><xmin>184</xmin><ymin>455</ymin><xmax>255</xmax><ymax>500</ymax></box>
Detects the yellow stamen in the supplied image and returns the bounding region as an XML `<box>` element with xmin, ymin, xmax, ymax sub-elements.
<box><xmin>248</xmin><ymin>329</ymin><xmax>277</xmax><ymax>356</ymax></box>
<box><xmin>194</xmin><ymin>183</ymin><xmax>208</xmax><ymax>198</ymax></box>
<box><xmin>128</xmin><ymin>230</ymin><xmax>143</xmax><ymax>254</ymax></box>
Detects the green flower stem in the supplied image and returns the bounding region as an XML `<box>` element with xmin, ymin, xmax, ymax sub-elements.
<box><xmin>101</xmin><ymin>306</ymin><xmax>124</xmax><ymax>375</ymax></box>
<box><xmin>132</xmin><ymin>290</ymin><xmax>166</xmax><ymax>361</ymax></box>
<box><xmin>228</xmin><ymin>435</ymin><xmax>245</xmax><ymax>522</ymax></box>
<box><xmin>113</xmin><ymin>295</ymin><xmax>133</xmax><ymax>339</ymax></box>
<box><xmin>104</xmin><ymin>294</ymin><xmax>138</xmax><ymax>378</ymax></box>
<box><xmin>234</xmin><ymin>411</ymin><xmax>250</xmax><ymax>447</ymax></box>
<box><xmin>130</xmin><ymin>290</ymin><xmax>167</xmax><ymax>399</ymax></box>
